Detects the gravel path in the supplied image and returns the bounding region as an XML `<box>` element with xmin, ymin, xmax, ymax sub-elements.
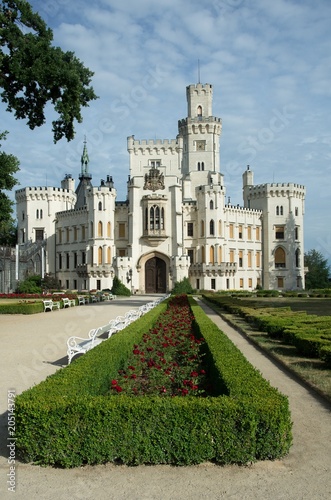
<box><xmin>0</xmin><ymin>297</ymin><xmax>330</xmax><ymax>499</ymax></box>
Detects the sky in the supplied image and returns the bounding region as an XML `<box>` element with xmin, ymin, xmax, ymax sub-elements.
<box><xmin>1</xmin><ymin>0</ymin><xmax>331</xmax><ymax>263</ymax></box>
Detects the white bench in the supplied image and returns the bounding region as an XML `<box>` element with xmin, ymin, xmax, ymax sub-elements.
<box><xmin>67</xmin><ymin>327</ymin><xmax>104</xmax><ymax>364</ymax></box>
<box><xmin>78</xmin><ymin>296</ymin><xmax>87</xmax><ymax>305</ymax></box>
<box><xmin>104</xmin><ymin>293</ymin><xmax>116</xmax><ymax>300</ymax></box>
<box><xmin>43</xmin><ymin>300</ymin><xmax>60</xmax><ymax>312</ymax></box>
<box><xmin>62</xmin><ymin>298</ymin><xmax>76</xmax><ymax>308</ymax></box>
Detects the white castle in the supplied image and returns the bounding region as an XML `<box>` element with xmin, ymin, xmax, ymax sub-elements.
<box><xmin>15</xmin><ymin>83</ymin><xmax>306</xmax><ymax>293</ymax></box>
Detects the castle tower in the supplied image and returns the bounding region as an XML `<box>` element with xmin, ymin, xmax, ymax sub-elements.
<box><xmin>178</xmin><ymin>83</ymin><xmax>222</xmax><ymax>177</ymax></box>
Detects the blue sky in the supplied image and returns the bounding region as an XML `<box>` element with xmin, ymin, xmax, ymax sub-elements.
<box><xmin>2</xmin><ymin>0</ymin><xmax>331</xmax><ymax>263</ymax></box>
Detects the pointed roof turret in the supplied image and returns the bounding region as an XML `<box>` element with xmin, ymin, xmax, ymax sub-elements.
<box><xmin>79</xmin><ymin>137</ymin><xmax>92</xmax><ymax>181</ymax></box>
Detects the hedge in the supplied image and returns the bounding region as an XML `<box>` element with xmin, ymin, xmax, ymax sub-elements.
<box><xmin>15</xmin><ymin>296</ymin><xmax>292</xmax><ymax>467</ymax></box>
<box><xmin>0</xmin><ymin>301</ymin><xmax>43</xmax><ymax>314</ymax></box>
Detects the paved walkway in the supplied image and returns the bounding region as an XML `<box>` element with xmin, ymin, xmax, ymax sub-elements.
<box><xmin>0</xmin><ymin>297</ymin><xmax>330</xmax><ymax>499</ymax></box>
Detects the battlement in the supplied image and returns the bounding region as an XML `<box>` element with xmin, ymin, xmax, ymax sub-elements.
<box><xmin>186</xmin><ymin>83</ymin><xmax>213</xmax><ymax>95</ymax></box>
<box><xmin>15</xmin><ymin>186</ymin><xmax>76</xmax><ymax>202</ymax></box>
<box><xmin>178</xmin><ymin>116</ymin><xmax>222</xmax><ymax>127</ymax></box>
<box><xmin>246</xmin><ymin>182</ymin><xmax>306</xmax><ymax>198</ymax></box>
<box><xmin>127</xmin><ymin>135</ymin><xmax>178</xmax><ymax>153</ymax></box>
<box><xmin>225</xmin><ymin>204</ymin><xmax>262</xmax><ymax>216</ymax></box>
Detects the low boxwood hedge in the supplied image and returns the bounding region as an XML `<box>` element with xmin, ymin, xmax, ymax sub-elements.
<box><xmin>15</xmin><ymin>296</ymin><xmax>292</xmax><ymax>467</ymax></box>
<box><xmin>0</xmin><ymin>301</ymin><xmax>43</xmax><ymax>314</ymax></box>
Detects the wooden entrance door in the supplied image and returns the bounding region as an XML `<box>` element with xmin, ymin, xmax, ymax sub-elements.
<box><xmin>145</xmin><ymin>257</ymin><xmax>166</xmax><ymax>293</ymax></box>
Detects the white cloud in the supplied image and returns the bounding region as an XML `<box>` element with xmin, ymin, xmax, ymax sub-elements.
<box><xmin>1</xmin><ymin>0</ymin><xmax>331</xmax><ymax>259</ymax></box>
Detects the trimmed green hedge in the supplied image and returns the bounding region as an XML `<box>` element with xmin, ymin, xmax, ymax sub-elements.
<box><xmin>15</xmin><ymin>296</ymin><xmax>292</xmax><ymax>467</ymax></box>
<box><xmin>0</xmin><ymin>301</ymin><xmax>43</xmax><ymax>314</ymax></box>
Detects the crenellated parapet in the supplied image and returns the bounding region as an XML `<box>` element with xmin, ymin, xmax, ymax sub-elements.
<box><xmin>246</xmin><ymin>182</ymin><xmax>306</xmax><ymax>200</ymax></box>
<box><xmin>15</xmin><ymin>186</ymin><xmax>76</xmax><ymax>204</ymax></box>
<box><xmin>127</xmin><ymin>135</ymin><xmax>179</xmax><ymax>155</ymax></box>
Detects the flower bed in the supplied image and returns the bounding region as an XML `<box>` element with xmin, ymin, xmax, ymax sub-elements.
<box><xmin>110</xmin><ymin>295</ymin><xmax>212</xmax><ymax>397</ymax></box>
<box><xmin>15</xmin><ymin>295</ymin><xmax>292</xmax><ymax>467</ymax></box>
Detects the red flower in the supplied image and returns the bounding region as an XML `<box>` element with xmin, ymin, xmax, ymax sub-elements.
<box><xmin>115</xmin><ymin>386</ymin><xmax>123</xmax><ymax>393</ymax></box>
<box><xmin>111</xmin><ymin>379</ymin><xmax>118</xmax><ymax>386</ymax></box>
<box><xmin>190</xmin><ymin>371</ymin><xmax>199</xmax><ymax>377</ymax></box>
<box><xmin>181</xmin><ymin>389</ymin><xmax>189</xmax><ymax>396</ymax></box>
<box><xmin>133</xmin><ymin>349</ymin><xmax>140</xmax><ymax>355</ymax></box>
<box><xmin>128</xmin><ymin>365</ymin><xmax>135</xmax><ymax>370</ymax></box>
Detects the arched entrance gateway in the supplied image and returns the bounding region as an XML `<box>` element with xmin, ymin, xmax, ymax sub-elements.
<box><xmin>145</xmin><ymin>256</ymin><xmax>167</xmax><ymax>293</ymax></box>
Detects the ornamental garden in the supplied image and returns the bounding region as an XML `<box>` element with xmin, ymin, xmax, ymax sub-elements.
<box><xmin>15</xmin><ymin>294</ymin><xmax>292</xmax><ymax>468</ymax></box>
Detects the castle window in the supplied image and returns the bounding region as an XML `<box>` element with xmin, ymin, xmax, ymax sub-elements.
<box><xmin>295</xmin><ymin>249</ymin><xmax>300</xmax><ymax>267</ymax></box>
<box><xmin>229</xmin><ymin>250</ymin><xmax>234</xmax><ymax>263</ymax></box>
<box><xmin>248</xmin><ymin>278</ymin><xmax>253</xmax><ymax>288</ymax></box>
<box><xmin>211</xmin><ymin>278</ymin><xmax>216</xmax><ymax>290</ymax></box>
<box><xmin>98</xmin><ymin>247</ymin><xmax>103</xmax><ymax>265</ymax></box>
<box><xmin>248</xmin><ymin>251</ymin><xmax>252</xmax><ymax>268</ymax></box>
<box><xmin>82</xmin><ymin>251</ymin><xmax>86</xmax><ymax>264</ymax></box>
<box><xmin>256</xmin><ymin>251</ymin><xmax>261</xmax><ymax>267</ymax></box>
<box><xmin>74</xmin><ymin>252</ymin><xmax>78</xmax><ymax>267</ymax></box>
<box><xmin>81</xmin><ymin>225</ymin><xmax>86</xmax><ymax>240</ymax></box>
<box><xmin>280</xmin><ymin>206</ymin><xmax>283</xmax><ymax>215</ymax></box>
<box><xmin>295</xmin><ymin>227</ymin><xmax>299</xmax><ymax>240</ymax></box>
<box><xmin>150</xmin><ymin>207</ymin><xmax>154</xmax><ymax>229</ymax></box>
<box><xmin>201</xmin><ymin>246</ymin><xmax>205</xmax><ymax>263</ymax></box>
<box><xmin>201</xmin><ymin>162</ymin><xmax>204</xmax><ymax>170</ymax></box>
<box><xmin>275</xmin><ymin>247</ymin><xmax>286</xmax><ymax>268</ymax></box>
<box><xmin>229</xmin><ymin>224</ymin><xmax>234</xmax><ymax>239</ymax></box>
<box><xmin>187</xmin><ymin>223</ymin><xmax>194</xmax><ymax>237</ymax></box>
<box><xmin>277</xmin><ymin>277</ymin><xmax>284</xmax><ymax>288</ymax></box>
<box><xmin>238</xmin><ymin>225</ymin><xmax>243</xmax><ymax>239</ymax></box>
<box><xmin>35</xmin><ymin>229</ymin><xmax>44</xmax><ymax>242</ymax></box>
<box><xmin>155</xmin><ymin>206</ymin><xmax>160</xmax><ymax>230</ymax></box>
<box><xmin>22</xmin><ymin>211</ymin><xmax>25</xmax><ymax>221</ymax></box>
<box><xmin>209</xmin><ymin>219</ymin><xmax>215</xmax><ymax>236</ymax></box>
<box><xmin>276</xmin><ymin>206</ymin><xmax>279</xmax><ymax>215</ymax></box>
<box><xmin>161</xmin><ymin>208</ymin><xmax>165</xmax><ymax>229</ymax></box>
<box><xmin>197</xmin><ymin>105</ymin><xmax>202</xmax><ymax>117</ymax></box>
<box><xmin>58</xmin><ymin>254</ymin><xmax>62</xmax><ymax>270</ymax></box>
<box><xmin>275</xmin><ymin>226</ymin><xmax>284</xmax><ymax>240</ymax></box>
<box><xmin>98</xmin><ymin>201</ymin><xmax>102</xmax><ymax>211</ymax></box>
<box><xmin>66</xmin><ymin>253</ymin><xmax>70</xmax><ymax>269</ymax></box>
<box><xmin>36</xmin><ymin>209</ymin><xmax>39</xmax><ymax>219</ymax></box>
<box><xmin>40</xmin><ymin>209</ymin><xmax>43</xmax><ymax>219</ymax></box>
<box><xmin>239</xmin><ymin>250</ymin><xmax>243</xmax><ymax>267</ymax></box>
<box><xmin>218</xmin><ymin>246</ymin><xmax>222</xmax><ymax>262</ymax></box>
<box><xmin>295</xmin><ymin>207</ymin><xmax>299</xmax><ymax>216</ymax></box>
<box><xmin>74</xmin><ymin>227</ymin><xmax>78</xmax><ymax>241</ymax></box>
<box><xmin>247</xmin><ymin>226</ymin><xmax>252</xmax><ymax>240</ymax></box>
<box><xmin>240</xmin><ymin>278</ymin><xmax>244</xmax><ymax>289</ymax></box>
<box><xmin>119</xmin><ymin>223</ymin><xmax>125</xmax><ymax>238</ymax></box>
<box><xmin>98</xmin><ymin>221</ymin><xmax>103</xmax><ymax>237</ymax></box>
<box><xmin>107</xmin><ymin>246</ymin><xmax>111</xmax><ymax>264</ymax></box>
<box><xmin>66</xmin><ymin>228</ymin><xmax>70</xmax><ymax>242</ymax></box>
<box><xmin>187</xmin><ymin>249</ymin><xmax>194</xmax><ymax>264</ymax></box>
<box><xmin>256</xmin><ymin>226</ymin><xmax>260</xmax><ymax>241</ymax></box>
<box><xmin>150</xmin><ymin>160</ymin><xmax>161</xmax><ymax>168</ymax></box>
<box><xmin>210</xmin><ymin>245</ymin><xmax>215</xmax><ymax>264</ymax></box>
<box><xmin>200</xmin><ymin>220</ymin><xmax>205</xmax><ymax>237</ymax></box>
<box><xmin>210</xmin><ymin>200</ymin><xmax>214</xmax><ymax>210</ymax></box>
<box><xmin>198</xmin><ymin>162</ymin><xmax>201</xmax><ymax>171</ymax></box>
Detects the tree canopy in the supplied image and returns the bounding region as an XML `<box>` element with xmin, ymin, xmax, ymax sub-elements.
<box><xmin>0</xmin><ymin>0</ymin><xmax>98</xmax><ymax>142</ymax></box>
<box><xmin>304</xmin><ymin>249</ymin><xmax>330</xmax><ymax>290</ymax></box>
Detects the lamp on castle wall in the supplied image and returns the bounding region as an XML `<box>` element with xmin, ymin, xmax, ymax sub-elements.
<box><xmin>126</xmin><ymin>269</ymin><xmax>132</xmax><ymax>283</ymax></box>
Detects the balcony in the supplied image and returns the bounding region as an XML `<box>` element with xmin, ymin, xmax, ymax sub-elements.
<box><xmin>76</xmin><ymin>263</ymin><xmax>114</xmax><ymax>278</ymax></box>
<box><xmin>189</xmin><ymin>262</ymin><xmax>237</xmax><ymax>277</ymax></box>
<box><xmin>142</xmin><ymin>229</ymin><xmax>168</xmax><ymax>247</ymax></box>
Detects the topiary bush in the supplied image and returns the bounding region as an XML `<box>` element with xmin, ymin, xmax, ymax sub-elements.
<box><xmin>172</xmin><ymin>277</ymin><xmax>195</xmax><ymax>294</ymax></box>
<box><xmin>111</xmin><ymin>276</ymin><xmax>131</xmax><ymax>296</ymax></box>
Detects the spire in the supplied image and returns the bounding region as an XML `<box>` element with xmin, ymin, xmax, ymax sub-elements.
<box><xmin>81</xmin><ymin>136</ymin><xmax>89</xmax><ymax>176</ymax></box>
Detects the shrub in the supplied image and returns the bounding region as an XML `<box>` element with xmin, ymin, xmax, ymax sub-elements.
<box><xmin>172</xmin><ymin>277</ymin><xmax>194</xmax><ymax>294</ymax></box>
<box><xmin>111</xmin><ymin>276</ymin><xmax>131</xmax><ymax>296</ymax></box>
<box><xmin>17</xmin><ymin>275</ymin><xmax>42</xmax><ymax>294</ymax></box>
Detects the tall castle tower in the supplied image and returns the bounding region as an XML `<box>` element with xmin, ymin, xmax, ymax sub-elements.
<box><xmin>178</xmin><ymin>83</ymin><xmax>222</xmax><ymax>178</ymax></box>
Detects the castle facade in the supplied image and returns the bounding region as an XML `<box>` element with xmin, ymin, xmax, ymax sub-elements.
<box><xmin>15</xmin><ymin>83</ymin><xmax>306</xmax><ymax>293</ymax></box>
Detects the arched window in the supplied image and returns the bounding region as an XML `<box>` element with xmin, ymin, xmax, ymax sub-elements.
<box><xmin>198</xmin><ymin>162</ymin><xmax>201</xmax><ymax>171</ymax></box>
<box><xmin>276</xmin><ymin>206</ymin><xmax>279</xmax><ymax>215</ymax></box>
<box><xmin>161</xmin><ymin>208</ymin><xmax>165</xmax><ymax>229</ymax></box>
<box><xmin>150</xmin><ymin>207</ymin><xmax>154</xmax><ymax>229</ymax></box>
<box><xmin>197</xmin><ymin>105</ymin><xmax>202</xmax><ymax>116</ymax></box>
<box><xmin>201</xmin><ymin>246</ymin><xmax>205</xmax><ymax>263</ymax></box>
<box><xmin>210</xmin><ymin>200</ymin><xmax>214</xmax><ymax>210</ymax></box>
<box><xmin>98</xmin><ymin>201</ymin><xmax>102</xmax><ymax>211</ymax></box>
<box><xmin>155</xmin><ymin>206</ymin><xmax>160</xmax><ymax>229</ymax></box>
<box><xmin>201</xmin><ymin>220</ymin><xmax>205</xmax><ymax>237</ymax></box>
<box><xmin>36</xmin><ymin>209</ymin><xmax>39</xmax><ymax>219</ymax></box>
<box><xmin>201</xmin><ymin>162</ymin><xmax>204</xmax><ymax>171</ymax></box>
<box><xmin>218</xmin><ymin>246</ymin><xmax>222</xmax><ymax>262</ymax></box>
<box><xmin>210</xmin><ymin>219</ymin><xmax>215</xmax><ymax>236</ymax></box>
<box><xmin>295</xmin><ymin>249</ymin><xmax>300</xmax><ymax>267</ymax></box>
<box><xmin>209</xmin><ymin>246</ymin><xmax>215</xmax><ymax>264</ymax></box>
<box><xmin>275</xmin><ymin>247</ymin><xmax>286</xmax><ymax>268</ymax></box>
<box><xmin>107</xmin><ymin>222</ymin><xmax>111</xmax><ymax>237</ymax></box>
<box><xmin>280</xmin><ymin>206</ymin><xmax>283</xmax><ymax>215</ymax></box>
<box><xmin>107</xmin><ymin>246</ymin><xmax>111</xmax><ymax>264</ymax></box>
<box><xmin>98</xmin><ymin>246</ymin><xmax>103</xmax><ymax>265</ymax></box>
<box><xmin>40</xmin><ymin>209</ymin><xmax>43</xmax><ymax>219</ymax></box>
<box><xmin>98</xmin><ymin>221</ymin><xmax>103</xmax><ymax>237</ymax></box>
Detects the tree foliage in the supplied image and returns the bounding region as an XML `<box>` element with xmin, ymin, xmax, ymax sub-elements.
<box><xmin>0</xmin><ymin>0</ymin><xmax>97</xmax><ymax>142</ymax></box>
<box><xmin>0</xmin><ymin>131</ymin><xmax>19</xmax><ymax>243</ymax></box>
<box><xmin>172</xmin><ymin>277</ymin><xmax>195</xmax><ymax>294</ymax></box>
<box><xmin>304</xmin><ymin>249</ymin><xmax>330</xmax><ymax>289</ymax></box>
